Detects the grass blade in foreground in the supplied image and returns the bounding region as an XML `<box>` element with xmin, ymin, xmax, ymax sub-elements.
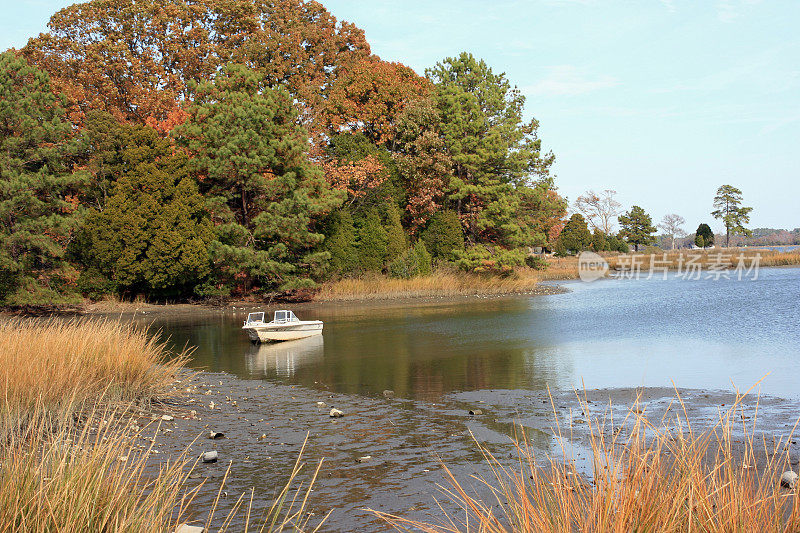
<box><xmin>371</xmin><ymin>389</ymin><xmax>800</xmax><ymax>532</ymax></box>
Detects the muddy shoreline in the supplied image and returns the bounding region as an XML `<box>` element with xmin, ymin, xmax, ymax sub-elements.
<box><xmin>138</xmin><ymin>371</ymin><xmax>800</xmax><ymax>532</ymax></box>
<box><xmin>0</xmin><ymin>284</ymin><xmax>565</xmax><ymax>319</ymax></box>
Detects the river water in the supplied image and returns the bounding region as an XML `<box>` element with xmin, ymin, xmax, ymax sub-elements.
<box><xmin>154</xmin><ymin>266</ymin><xmax>800</xmax><ymax>400</ymax></box>
<box><xmin>137</xmin><ymin>267</ymin><xmax>800</xmax><ymax>530</ymax></box>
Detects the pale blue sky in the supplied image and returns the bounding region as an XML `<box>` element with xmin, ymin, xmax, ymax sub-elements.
<box><xmin>3</xmin><ymin>0</ymin><xmax>799</xmax><ymax>231</ymax></box>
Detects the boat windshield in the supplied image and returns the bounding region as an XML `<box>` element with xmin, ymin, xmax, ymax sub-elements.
<box><xmin>273</xmin><ymin>310</ymin><xmax>299</xmax><ymax>323</ymax></box>
<box><xmin>245</xmin><ymin>312</ymin><xmax>265</xmax><ymax>324</ymax></box>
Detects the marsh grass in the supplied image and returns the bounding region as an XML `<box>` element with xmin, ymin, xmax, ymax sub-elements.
<box><xmin>606</xmin><ymin>248</ymin><xmax>800</xmax><ymax>271</ymax></box>
<box><xmin>0</xmin><ymin>405</ymin><xmax>324</xmax><ymax>532</ymax></box>
<box><xmin>0</xmin><ymin>406</ymin><xmax>199</xmax><ymax>533</ymax></box>
<box><xmin>317</xmin><ymin>270</ymin><xmax>541</xmax><ymax>301</ymax></box>
<box><xmin>539</xmin><ymin>249</ymin><xmax>800</xmax><ymax>281</ymax></box>
<box><xmin>0</xmin><ymin>319</ymin><xmax>324</xmax><ymax>532</ymax></box>
<box><xmin>0</xmin><ymin>318</ymin><xmax>188</xmax><ymax>433</ymax></box>
<box><xmin>373</xmin><ymin>387</ymin><xmax>800</xmax><ymax>532</ymax></box>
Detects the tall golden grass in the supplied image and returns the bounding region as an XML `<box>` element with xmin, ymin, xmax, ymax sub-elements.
<box><xmin>538</xmin><ymin>249</ymin><xmax>800</xmax><ymax>281</ymax></box>
<box><xmin>0</xmin><ymin>318</ymin><xmax>187</xmax><ymax>422</ymax></box>
<box><xmin>0</xmin><ymin>407</ymin><xmax>198</xmax><ymax>532</ymax></box>
<box><xmin>317</xmin><ymin>270</ymin><xmax>541</xmax><ymax>301</ymax></box>
<box><xmin>0</xmin><ymin>319</ymin><xmax>325</xmax><ymax>532</ymax></box>
<box><xmin>606</xmin><ymin>248</ymin><xmax>800</xmax><ymax>271</ymax></box>
<box><xmin>373</xmin><ymin>388</ymin><xmax>800</xmax><ymax>532</ymax></box>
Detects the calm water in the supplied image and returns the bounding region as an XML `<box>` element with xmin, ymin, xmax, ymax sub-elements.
<box><xmin>150</xmin><ymin>266</ymin><xmax>800</xmax><ymax>399</ymax></box>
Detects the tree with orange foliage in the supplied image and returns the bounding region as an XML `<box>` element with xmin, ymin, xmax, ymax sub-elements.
<box><xmin>392</xmin><ymin>97</ymin><xmax>453</xmax><ymax>232</ymax></box>
<box><xmin>24</xmin><ymin>0</ymin><xmax>370</xmax><ymax>127</ymax></box>
<box><xmin>322</xmin><ymin>56</ymin><xmax>431</xmax><ymax>146</ymax></box>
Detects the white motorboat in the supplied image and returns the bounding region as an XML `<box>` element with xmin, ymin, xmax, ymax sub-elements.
<box><xmin>242</xmin><ymin>310</ymin><xmax>323</xmax><ymax>343</ymax></box>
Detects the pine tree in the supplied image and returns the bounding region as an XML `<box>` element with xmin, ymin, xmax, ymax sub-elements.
<box><xmin>618</xmin><ymin>206</ymin><xmax>657</xmax><ymax>251</ymax></box>
<box><xmin>175</xmin><ymin>64</ymin><xmax>343</xmax><ymax>291</ymax></box>
<box><xmin>426</xmin><ymin>52</ymin><xmax>555</xmax><ymax>248</ymax></box>
<box><xmin>711</xmin><ymin>185</ymin><xmax>752</xmax><ymax>247</ymax></box>
<box><xmin>0</xmin><ymin>51</ymin><xmax>86</xmax><ymax>305</ymax></box>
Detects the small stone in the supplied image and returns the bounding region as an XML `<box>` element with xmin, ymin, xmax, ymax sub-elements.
<box><xmin>175</xmin><ymin>524</ymin><xmax>204</xmax><ymax>533</ymax></box>
<box><xmin>209</xmin><ymin>401</ymin><xmax>215</xmax><ymax>410</ymax></box>
<box><xmin>119</xmin><ymin>456</ymin><xmax>128</xmax><ymax>462</ymax></box>
<box><xmin>208</xmin><ymin>431</ymin><xmax>225</xmax><ymax>440</ymax></box>
<box><xmin>356</xmin><ymin>455</ymin><xmax>372</xmax><ymax>463</ymax></box>
<box><xmin>329</xmin><ymin>408</ymin><xmax>344</xmax><ymax>418</ymax></box>
<box><xmin>382</xmin><ymin>390</ymin><xmax>395</xmax><ymax>399</ymax></box>
<box><xmin>781</xmin><ymin>471</ymin><xmax>798</xmax><ymax>489</ymax></box>
<box><xmin>260</xmin><ymin>434</ymin><xmax>267</xmax><ymax>439</ymax></box>
<box><xmin>161</xmin><ymin>415</ymin><xmax>174</xmax><ymax>421</ymax></box>
<box><xmin>316</xmin><ymin>401</ymin><xmax>326</xmax><ymax>408</ymax></box>
<box><xmin>202</xmin><ymin>451</ymin><xmax>218</xmax><ymax>463</ymax></box>
<box><xmin>469</xmin><ymin>409</ymin><xmax>483</xmax><ymax>416</ymax></box>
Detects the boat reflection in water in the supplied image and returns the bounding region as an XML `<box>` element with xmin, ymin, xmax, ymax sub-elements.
<box><xmin>244</xmin><ymin>334</ymin><xmax>324</xmax><ymax>378</ymax></box>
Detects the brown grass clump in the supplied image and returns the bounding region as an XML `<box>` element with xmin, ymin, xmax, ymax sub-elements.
<box><xmin>317</xmin><ymin>270</ymin><xmax>542</xmax><ymax>301</ymax></box>
<box><xmin>536</xmin><ymin>256</ymin><xmax>581</xmax><ymax>280</ymax></box>
<box><xmin>373</xmin><ymin>388</ymin><xmax>800</xmax><ymax>532</ymax></box>
<box><xmin>0</xmin><ymin>319</ymin><xmax>325</xmax><ymax>532</ymax></box>
<box><xmin>0</xmin><ymin>318</ymin><xmax>187</xmax><ymax>423</ymax></box>
<box><xmin>0</xmin><ymin>408</ymin><xmax>198</xmax><ymax>533</ymax></box>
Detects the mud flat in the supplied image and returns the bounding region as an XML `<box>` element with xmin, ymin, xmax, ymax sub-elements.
<box><xmin>141</xmin><ymin>371</ymin><xmax>800</xmax><ymax>531</ymax></box>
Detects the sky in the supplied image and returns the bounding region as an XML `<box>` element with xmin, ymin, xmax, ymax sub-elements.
<box><xmin>3</xmin><ymin>0</ymin><xmax>799</xmax><ymax>232</ymax></box>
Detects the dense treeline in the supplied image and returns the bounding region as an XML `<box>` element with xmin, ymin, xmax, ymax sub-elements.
<box><xmin>1</xmin><ymin>0</ymin><xmax>568</xmax><ymax>305</ymax></box>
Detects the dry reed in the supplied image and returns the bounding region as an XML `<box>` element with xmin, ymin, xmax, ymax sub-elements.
<box><xmin>0</xmin><ymin>319</ymin><xmax>324</xmax><ymax>532</ymax></box>
<box><xmin>373</xmin><ymin>387</ymin><xmax>800</xmax><ymax>532</ymax></box>
<box><xmin>0</xmin><ymin>318</ymin><xmax>187</xmax><ymax>425</ymax></box>
<box><xmin>317</xmin><ymin>270</ymin><xmax>541</xmax><ymax>301</ymax></box>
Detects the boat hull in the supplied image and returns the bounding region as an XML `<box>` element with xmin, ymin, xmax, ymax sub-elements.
<box><xmin>243</xmin><ymin>321</ymin><xmax>323</xmax><ymax>343</ymax></box>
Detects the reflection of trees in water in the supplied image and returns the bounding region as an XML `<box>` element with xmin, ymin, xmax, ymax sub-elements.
<box><xmin>291</xmin><ymin>317</ymin><xmax>573</xmax><ymax>400</ymax></box>
<box><xmin>245</xmin><ymin>336</ymin><xmax>324</xmax><ymax>378</ymax></box>
<box><xmin>141</xmin><ymin>300</ymin><xmax>576</xmax><ymax>398</ymax></box>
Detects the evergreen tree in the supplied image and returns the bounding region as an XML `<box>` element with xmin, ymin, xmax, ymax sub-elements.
<box><xmin>592</xmin><ymin>229</ymin><xmax>608</xmax><ymax>252</ymax></box>
<box><xmin>74</xmin><ymin>110</ymin><xmax>127</xmax><ymax>210</ymax></box>
<box><xmin>357</xmin><ymin>208</ymin><xmax>388</xmax><ymax>271</ymax></box>
<box><xmin>606</xmin><ymin>234</ymin><xmax>630</xmax><ymax>253</ymax></box>
<box><xmin>324</xmin><ymin>210</ymin><xmax>359</xmax><ymax>275</ymax></box>
<box><xmin>81</xmin><ymin>125</ymin><xmax>213</xmax><ymax>297</ymax></box>
<box><xmin>0</xmin><ymin>52</ymin><xmax>85</xmax><ymax>305</ymax></box>
<box><xmin>618</xmin><ymin>206</ymin><xmax>657</xmax><ymax>251</ymax></box>
<box><xmin>558</xmin><ymin>214</ymin><xmax>593</xmax><ymax>254</ymax></box>
<box><xmin>175</xmin><ymin>64</ymin><xmax>343</xmax><ymax>291</ymax></box>
<box><xmin>695</xmin><ymin>223</ymin><xmax>714</xmax><ymax>248</ymax></box>
<box><xmin>421</xmin><ymin>210</ymin><xmax>465</xmax><ymax>259</ymax></box>
<box><xmin>383</xmin><ymin>202</ymin><xmax>407</xmax><ymax>262</ymax></box>
<box><xmin>427</xmin><ymin>52</ymin><xmax>555</xmax><ymax>248</ymax></box>
<box><xmin>711</xmin><ymin>185</ymin><xmax>752</xmax><ymax>247</ymax></box>
<box><xmin>413</xmin><ymin>240</ymin><xmax>433</xmax><ymax>276</ymax></box>
<box><xmin>695</xmin><ymin>235</ymin><xmax>705</xmax><ymax>249</ymax></box>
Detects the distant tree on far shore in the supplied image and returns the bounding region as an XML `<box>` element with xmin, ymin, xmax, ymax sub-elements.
<box><xmin>618</xmin><ymin>206</ymin><xmax>656</xmax><ymax>251</ymax></box>
<box><xmin>712</xmin><ymin>185</ymin><xmax>752</xmax><ymax>248</ymax></box>
<box><xmin>557</xmin><ymin>214</ymin><xmax>592</xmax><ymax>254</ymax></box>
<box><xmin>574</xmin><ymin>189</ymin><xmax>622</xmax><ymax>235</ymax></box>
<box><xmin>658</xmin><ymin>213</ymin><xmax>687</xmax><ymax>250</ymax></box>
<box><xmin>695</xmin><ymin>223</ymin><xmax>714</xmax><ymax>248</ymax></box>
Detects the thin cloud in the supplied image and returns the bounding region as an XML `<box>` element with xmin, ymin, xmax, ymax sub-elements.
<box><xmin>717</xmin><ymin>0</ymin><xmax>763</xmax><ymax>23</ymax></box>
<box><xmin>525</xmin><ymin>65</ymin><xmax>620</xmax><ymax>97</ymax></box>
